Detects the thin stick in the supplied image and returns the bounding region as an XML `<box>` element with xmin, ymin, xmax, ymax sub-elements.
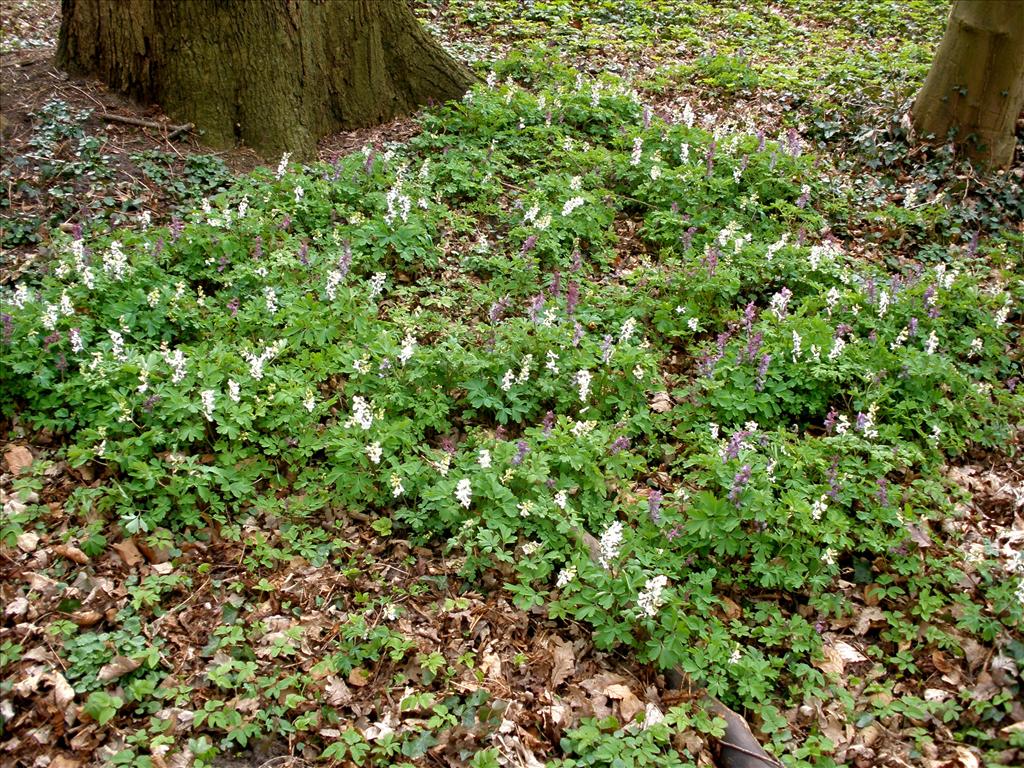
<box><xmin>98</xmin><ymin>111</ymin><xmax>192</xmax><ymax>139</ymax></box>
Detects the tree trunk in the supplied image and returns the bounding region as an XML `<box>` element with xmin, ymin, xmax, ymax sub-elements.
<box><xmin>912</xmin><ymin>0</ymin><xmax>1024</xmax><ymax>168</ymax></box>
<box><xmin>56</xmin><ymin>0</ymin><xmax>475</xmax><ymax>159</ymax></box>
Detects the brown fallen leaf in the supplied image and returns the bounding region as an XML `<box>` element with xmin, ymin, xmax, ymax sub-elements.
<box><xmin>4</xmin><ymin>445</ymin><xmax>34</xmax><ymax>475</ymax></box>
<box><xmin>52</xmin><ymin>544</ymin><xmax>90</xmax><ymax>565</ymax></box>
<box><xmin>347</xmin><ymin>667</ymin><xmax>369</xmax><ymax>687</ymax></box>
<box><xmin>50</xmin><ymin>755</ymin><xmax>81</xmax><ymax>768</ymax></box>
<box><xmin>97</xmin><ymin>655</ymin><xmax>141</xmax><ymax>682</ymax></box>
<box><xmin>112</xmin><ymin>539</ymin><xmax>143</xmax><ymax>567</ymax></box>
<box><xmin>71</xmin><ymin>610</ymin><xmax>103</xmax><ymax>627</ymax></box>
<box><xmin>51</xmin><ymin>672</ymin><xmax>75</xmax><ymax>708</ymax></box>
<box><xmin>604</xmin><ymin>683</ymin><xmax>643</xmax><ymax>723</ymax></box>
<box><xmin>814</xmin><ymin>644</ymin><xmax>845</xmax><ymax>677</ymax></box>
<box><xmin>325</xmin><ymin>676</ymin><xmax>352</xmax><ymax>706</ymax></box>
<box><xmin>550</xmin><ymin>638</ymin><xmax>575</xmax><ymax>689</ymax></box>
<box><xmin>17</xmin><ymin>531</ymin><xmax>40</xmax><ymax>553</ymax></box>
<box><xmin>650</xmin><ymin>392</ymin><xmax>674</xmax><ymax>413</ymax></box>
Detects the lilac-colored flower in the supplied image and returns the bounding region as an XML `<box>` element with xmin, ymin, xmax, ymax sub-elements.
<box><xmin>252</xmin><ymin>236</ymin><xmax>263</xmax><ymax>261</ymax></box>
<box><xmin>824</xmin><ymin>408</ymin><xmax>837</xmax><ymax>433</ymax></box>
<box><xmin>1</xmin><ymin>314</ymin><xmax>12</xmax><ymax>345</ymax></box>
<box><xmin>338</xmin><ymin>241</ymin><xmax>352</xmax><ymax>277</ymax></box>
<box><xmin>787</xmin><ymin>127</ymin><xmax>801</xmax><ymax>157</ymax></box>
<box><xmin>705</xmin><ymin>141</ymin><xmax>716</xmax><ymax>177</ymax></box>
<box><xmin>43</xmin><ymin>331</ymin><xmax>61</xmax><ymax>348</ymax></box>
<box><xmin>169</xmin><ymin>217</ymin><xmax>183</xmax><ymax>242</ymax></box>
<box><xmin>489</xmin><ymin>296</ymin><xmax>510</xmax><ymax>323</ymax></box>
<box><xmin>876</xmin><ymin>477</ymin><xmax>890</xmax><ymax>507</ymax></box>
<box><xmin>724</xmin><ymin>429</ymin><xmax>754</xmax><ymax>461</ymax></box>
<box><xmin>528</xmin><ymin>293</ymin><xmax>545</xmax><ymax>322</ymax></box>
<box><xmin>729</xmin><ymin>464</ymin><xmax>752</xmax><ymax>506</ymax></box>
<box><xmin>521</xmin><ymin>235</ymin><xmax>538</xmax><ymax>257</ymax></box>
<box><xmin>298</xmin><ymin>240</ymin><xmax>309</xmax><ymax>266</ymax></box>
<box><xmin>571</xmin><ymin>321</ymin><xmax>584</xmax><ymax>347</ymax></box>
<box><xmin>643</xmin><ymin>107</ymin><xmax>651</xmax><ymax>129</ymax></box>
<box><xmin>755</xmin><ymin>354</ymin><xmax>771</xmax><ymax>392</ymax></box>
<box><xmin>682</xmin><ymin>226</ymin><xmax>697</xmax><ymax>254</ymax></box>
<box><xmin>218</xmin><ymin>255</ymin><xmax>229</xmax><ymax>273</ymax></box>
<box><xmin>542</xmin><ymin>410</ymin><xmax>555</xmax><ymax>435</ymax></box>
<box><xmin>571</xmin><ymin>250</ymin><xmax>582</xmax><ymax>272</ymax></box>
<box><xmin>566</xmin><ymin>282</ymin><xmax>580</xmax><ymax>315</ymax></box>
<box><xmin>609</xmin><ymin>436</ymin><xmax>631</xmax><ymax>455</ymax></box>
<box><xmin>142</xmin><ymin>394</ymin><xmax>160</xmax><ymax>413</ymax></box>
<box><xmin>279</xmin><ymin>215</ymin><xmax>291</xmax><ymax>231</ymax></box>
<box><xmin>601</xmin><ymin>334</ymin><xmax>614</xmax><ymax>363</ymax></box>
<box><xmin>54</xmin><ymin>353</ymin><xmax>67</xmax><ymax>372</ymax></box>
<box><xmin>512</xmin><ymin>440</ymin><xmax>529</xmax><ymax>466</ymax></box>
<box><xmin>1007</xmin><ymin>377</ymin><xmax>1019</xmax><ymax>393</ymax></box>
<box><xmin>648</xmin><ymin>490</ymin><xmax>663</xmax><ymax>523</ymax></box>
<box><xmin>757</xmin><ymin>130</ymin><xmax>766</xmax><ymax>152</ymax></box>
<box><xmin>865</xmin><ymin>277</ymin><xmax>877</xmax><ymax>305</ymax></box>
<box><xmin>827</xmin><ymin>456</ymin><xmax>840</xmax><ymax>500</ymax></box>
<box><xmin>966</xmin><ymin>230</ymin><xmax>980</xmax><ymax>258</ymax></box>
<box><xmin>72</xmin><ymin>222</ymin><xmax>83</xmax><ymax>240</ymax></box>
<box><xmin>227</xmin><ymin>298</ymin><xmax>240</xmax><ymax>316</ymax></box>
<box><xmin>769</xmin><ymin>151</ymin><xmax>778</xmax><ymax>170</ymax></box>
<box><xmin>440</xmin><ymin>436</ymin><xmax>457</xmax><ymax>455</ymax></box>
<box><xmin>908</xmin><ymin>317</ymin><xmax>918</xmax><ymax>337</ymax></box>
<box><xmin>549</xmin><ymin>270</ymin><xmax>561</xmax><ymax>298</ymax></box>
<box><xmin>746</xmin><ymin>331</ymin><xmax>763</xmax><ymax>362</ymax></box>
<box><xmin>495</xmin><ymin>426</ymin><xmax>507</xmax><ymax>441</ymax></box>
<box><xmin>704</xmin><ymin>246</ymin><xmax>718</xmax><ymax>276</ymax></box>
<box><xmin>364</xmin><ymin>148</ymin><xmax>376</xmax><ymax>175</ymax></box>
<box><xmin>743</xmin><ymin>302</ymin><xmax>757</xmax><ymax>333</ymax></box>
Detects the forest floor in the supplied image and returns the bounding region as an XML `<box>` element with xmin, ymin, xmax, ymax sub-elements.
<box><xmin>1</xmin><ymin>2</ymin><xmax>1022</xmax><ymax>768</ymax></box>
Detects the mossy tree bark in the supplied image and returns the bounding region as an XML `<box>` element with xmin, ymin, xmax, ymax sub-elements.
<box><xmin>912</xmin><ymin>0</ymin><xmax>1024</xmax><ymax>168</ymax></box>
<box><xmin>56</xmin><ymin>0</ymin><xmax>475</xmax><ymax>159</ymax></box>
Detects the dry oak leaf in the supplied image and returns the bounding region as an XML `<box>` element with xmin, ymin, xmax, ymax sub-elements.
<box><xmin>112</xmin><ymin>539</ymin><xmax>143</xmax><ymax>567</ymax></box>
<box><xmin>4</xmin><ymin>445</ymin><xmax>34</xmax><ymax>475</ymax></box>
<box><xmin>51</xmin><ymin>672</ymin><xmax>75</xmax><ymax>708</ymax></box>
<box><xmin>650</xmin><ymin>392</ymin><xmax>674</xmax><ymax>413</ymax></box>
<box><xmin>604</xmin><ymin>683</ymin><xmax>643</xmax><ymax>723</ymax></box>
<box><xmin>550</xmin><ymin>637</ymin><xmax>575</xmax><ymax>689</ymax></box>
<box><xmin>97</xmin><ymin>655</ymin><xmax>141</xmax><ymax>683</ymax></box>
<box><xmin>347</xmin><ymin>667</ymin><xmax>370</xmax><ymax>687</ymax></box>
<box><xmin>17</xmin><ymin>531</ymin><xmax>40</xmax><ymax>553</ymax></box>
<box><xmin>52</xmin><ymin>544</ymin><xmax>90</xmax><ymax>565</ymax></box>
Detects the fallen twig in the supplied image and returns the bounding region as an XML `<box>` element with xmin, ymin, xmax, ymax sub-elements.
<box><xmin>98</xmin><ymin>112</ymin><xmax>193</xmax><ymax>140</ymax></box>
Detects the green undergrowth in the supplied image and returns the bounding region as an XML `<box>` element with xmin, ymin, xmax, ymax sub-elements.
<box><xmin>2</xmin><ymin>62</ymin><xmax>1022</xmax><ymax>767</ymax></box>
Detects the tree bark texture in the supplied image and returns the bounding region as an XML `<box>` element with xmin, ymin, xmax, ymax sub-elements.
<box><xmin>56</xmin><ymin>0</ymin><xmax>475</xmax><ymax>159</ymax></box>
<box><xmin>912</xmin><ymin>0</ymin><xmax>1024</xmax><ymax>168</ymax></box>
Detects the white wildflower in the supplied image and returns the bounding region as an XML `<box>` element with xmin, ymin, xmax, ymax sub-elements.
<box><xmin>682</xmin><ymin>103</ymin><xmax>695</xmax><ymax>128</ymax></box>
<box><xmin>570</xmin><ymin>175</ymin><xmax>582</xmax><ymax>192</ymax></box>
<box><xmin>598</xmin><ymin>521</ymin><xmax>624</xmax><ymax>569</ymax></box>
<box><xmin>347</xmin><ymin>395</ymin><xmax>374</xmax><ymax>430</ymax></box>
<box><xmin>632</xmin><ymin>364</ymin><xmax>644</xmax><ymax>381</ymax></box>
<box><xmin>41</xmin><ymin>303</ymin><xmax>58</xmax><ymax>330</ymax></box>
<box><xmin>630</xmin><ymin>137</ymin><xmax>643</xmax><ymax>166</ymax></box>
<box><xmin>571</xmin><ymin>420</ymin><xmax>596</xmax><ymax>437</ymax></box>
<box><xmin>620</xmin><ymin>317</ymin><xmax>638</xmax><ymax>344</ymax></box>
<box><xmin>561</xmin><ymin>196</ymin><xmax>585</xmax><ymax>216</ymax></box>
<box><xmin>811</xmin><ymin>495</ymin><xmax>828</xmax><ymax>521</ymax></box>
<box><xmin>369</xmin><ymin>272</ymin><xmax>386</xmax><ymax>298</ymax></box>
<box><xmin>554</xmin><ymin>490</ymin><xmax>568</xmax><ymax>509</ymax></box>
<box><xmin>878</xmin><ymin>289</ymin><xmax>890</xmax><ymax>319</ymax></box>
<box><xmin>390</xmin><ymin>474</ymin><xmax>404</xmax><ymax>498</ymax></box>
<box><xmin>398</xmin><ymin>334</ymin><xmax>416</xmax><ymax>365</ymax></box>
<box><xmin>163</xmin><ymin>347</ymin><xmax>186</xmax><ymax>381</ymax></box>
<box><xmin>69</xmin><ymin>328</ymin><xmax>84</xmax><ymax>353</ymax></box>
<box><xmin>829</xmin><ymin>336</ymin><xmax>846</xmax><ymax>360</ymax></box>
<box><xmin>925</xmin><ymin>330</ymin><xmax>939</xmax><ymax>354</ymax></box>
<box><xmin>576</xmin><ymin>369</ymin><xmax>592</xmax><ymax>402</ymax></box>
<box><xmin>546</xmin><ymin>351</ymin><xmax>560</xmax><ymax>374</ymax></box>
<box><xmin>264</xmin><ymin>286</ymin><xmax>278</xmax><ymax>314</ymax></box>
<box><xmin>523</xmin><ymin>204</ymin><xmax>540</xmax><ymax>224</ymax></box>
<box><xmin>276</xmin><ymin>152</ymin><xmax>291</xmax><ymax>179</ymax></box>
<box><xmin>104</xmin><ymin>241</ymin><xmax>129</xmax><ymax>281</ymax></box>
<box><xmin>791</xmin><ymin>330</ymin><xmax>802</xmax><ymax>362</ymax></box>
<box><xmin>455</xmin><ymin>478</ymin><xmax>473</xmax><ymax>508</ymax></box>
<box><xmin>200</xmin><ymin>389</ymin><xmax>216</xmax><ymax>421</ymax></box>
<box><xmin>500</xmin><ymin>369</ymin><xmax>515</xmax><ymax>391</ymax></box>
<box><xmin>517</xmin><ymin>354</ymin><xmax>533</xmax><ymax>384</ymax></box>
<box><xmin>679</xmin><ymin>142</ymin><xmax>690</xmax><ymax>163</ymax></box>
<box><xmin>294</xmin><ymin>186</ymin><xmax>304</xmax><ymax>203</ymax></box>
<box><xmin>709</xmin><ymin>423</ymin><xmax>720</xmax><ymax>439</ymax></box>
<box><xmin>478</xmin><ymin>449</ymin><xmax>491</xmax><ymax>469</ymax></box>
<box><xmin>637</xmin><ymin>574</ymin><xmax>669</xmax><ymax>618</ymax></box>
<box><xmin>12</xmin><ymin>283</ymin><xmax>31</xmax><ymax>308</ymax></box>
<box><xmin>303</xmin><ymin>393</ymin><xmax>316</xmax><ymax>412</ymax></box>
<box><xmin>366</xmin><ymin>441</ymin><xmax>383</xmax><ymax>465</ymax></box>
<box><xmin>227</xmin><ymin>379</ymin><xmax>241</xmax><ymax>402</ymax></box>
<box><xmin>556</xmin><ymin>565</ymin><xmax>576</xmax><ymax>588</ymax></box>
<box><xmin>969</xmin><ymin>337</ymin><xmax>983</xmax><ymax>357</ymax></box>
<box><xmin>687</xmin><ymin>316</ymin><xmax>699</xmax><ymax>332</ymax></box>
